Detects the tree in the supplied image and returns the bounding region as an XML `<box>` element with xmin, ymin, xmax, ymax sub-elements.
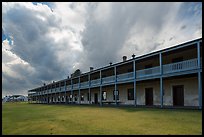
<box><xmin>71</xmin><ymin>69</ymin><xmax>81</xmax><ymax>78</ymax></box>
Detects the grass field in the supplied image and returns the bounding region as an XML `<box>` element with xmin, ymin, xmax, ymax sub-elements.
<box><xmin>2</xmin><ymin>102</ymin><xmax>202</xmax><ymax>135</ymax></box>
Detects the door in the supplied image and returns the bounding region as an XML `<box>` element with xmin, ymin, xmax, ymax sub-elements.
<box><xmin>145</xmin><ymin>88</ymin><xmax>153</xmax><ymax>106</ymax></box>
<box><xmin>66</xmin><ymin>96</ymin><xmax>69</xmax><ymax>103</ymax></box>
<box><xmin>173</xmin><ymin>85</ymin><xmax>184</xmax><ymax>106</ymax></box>
<box><xmin>94</xmin><ymin>93</ymin><xmax>98</xmax><ymax>104</ymax></box>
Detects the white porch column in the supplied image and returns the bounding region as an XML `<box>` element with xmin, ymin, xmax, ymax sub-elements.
<box><xmin>55</xmin><ymin>84</ymin><xmax>56</xmax><ymax>104</ymax></box>
<box><xmin>197</xmin><ymin>42</ymin><xmax>202</xmax><ymax>109</ymax></box>
<box><xmin>79</xmin><ymin>76</ymin><xmax>81</xmax><ymax>104</ymax></box>
<box><xmin>51</xmin><ymin>88</ymin><xmax>53</xmax><ymax>104</ymax></box>
<box><xmin>65</xmin><ymin>80</ymin><xmax>67</xmax><ymax>104</ymax></box>
<box><xmin>88</xmin><ymin>74</ymin><xmax>91</xmax><ymax>104</ymax></box>
<box><xmin>47</xmin><ymin>88</ymin><xmax>48</xmax><ymax>104</ymax></box>
<box><xmin>114</xmin><ymin>66</ymin><xmax>117</xmax><ymax>106</ymax></box>
<box><xmin>160</xmin><ymin>53</ymin><xmax>164</xmax><ymax>108</ymax></box>
<box><xmin>133</xmin><ymin>60</ymin><xmax>137</xmax><ymax>107</ymax></box>
<box><xmin>71</xmin><ymin>78</ymin><xmax>73</xmax><ymax>104</ymax></box>
<box><xmin>100</xmin><ymin>70</ymin><xmax>102</xmax><ymax>106</ymax></box>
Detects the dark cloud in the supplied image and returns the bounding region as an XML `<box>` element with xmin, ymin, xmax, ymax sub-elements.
<box><xmin>80</xmin><ymin>3</ymin><xmax>180</xmax><ymax>70</ymax></box>
<box><xmin>2</xmin><ymin>3</ymin><xmax>73</xmax><ymax>96</ymax></box>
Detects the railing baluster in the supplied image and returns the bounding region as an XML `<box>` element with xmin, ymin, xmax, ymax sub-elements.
<box><xmin>163</xmin><ymin>58</ymin><xmax>198</xmax><ymax>74</ymax></box>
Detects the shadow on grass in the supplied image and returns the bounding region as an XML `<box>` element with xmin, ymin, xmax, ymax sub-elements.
<box><xmin>28</xmin><ymin>103</ymin><xmax>201</xmax><ymax>113</ymax></box>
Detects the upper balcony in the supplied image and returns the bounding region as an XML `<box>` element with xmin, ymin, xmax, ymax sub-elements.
<box><xmin>91</xmin><ymin>79</ymin><xmax>101</xmax><ymax>87</ymax></box>
<box><xmin>80</xmin><ymin>81</ymin><xmax>89</xmax><ymax>88</ymax></box>
<box><xmin>97</xmin><ymin>58</ymin><xmax>201</xmax><ymax>84</ymax></box>
<box><xmin>73</xmin><ymin>83</ymin><xmax>79</xmax><ymax>90</ymax></box>
<box><xmin>102</xmin><ymin>75</ymin><xmax>115</xmax><ymax>84</ymax></box>
<box><xmin>32</xmin><ymin>57</ymin><xmax>201</xmax><ymax>95</ymax></box>
<box><xmin>163</xmin><ymin>58</ymin><xmax>199</xmax><ymax>74</ymax></box>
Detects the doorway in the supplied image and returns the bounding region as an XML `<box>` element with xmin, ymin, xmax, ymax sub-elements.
<box><xmin>94</xmin><ymin>93</ymin><xmax>98</xmax><ymax>104</ymax></box>
<box><xmin>145</xmin><ymin>88</ymin><xmax>153</xmax><ymax>106</ymax></box>
<box><xmin>173</xmin><ymin>85</ymin><xmax>184</xmax><ymax>106</ymax></box>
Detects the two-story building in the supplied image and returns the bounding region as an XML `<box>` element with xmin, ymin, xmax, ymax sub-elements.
<box><xmin>28</xmin><ymin>38</ymin><xmax>202</xmax><ymax>109</ymax></box>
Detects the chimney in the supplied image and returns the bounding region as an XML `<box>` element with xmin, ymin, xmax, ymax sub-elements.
<box><xmin>123</xmin><ymin>56</ymin><xmax>127</xmax><ymax>61</ymax></box>
<box><xmin>109</xmin><ymin>62</ymin><xmax>112</xmax><ymax>66</ymax></box>
<box><xmin>132</xmin><ymin>54</ymin><xmax>136</xmax><ymax>59</ymax></box>
<box><xmin>90</xmin><ymin>67</ymin><xmax>94</xmax><ymax>71</ymax></box>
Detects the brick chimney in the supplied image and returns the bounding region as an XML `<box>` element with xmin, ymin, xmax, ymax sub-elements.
<box><xmin>90</xmin><ymin>67</ymin><xmax>94</xmax><ymax>71</ymax></box>
<box><xmin>123</xmin><ymin>56</ymin><xmax>127</xmax><ymax>61</ymax></box>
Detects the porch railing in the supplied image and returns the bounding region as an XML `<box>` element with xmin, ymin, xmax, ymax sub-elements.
<box><xmin>136</xmin><ymin>66</ymin><xmax>160</xmax><ymax>78</ymax></box>
<box><xmin>117</xmin><ymin>72</ymin><xmax>134</xmax><ymax>81</ymax></box>
<box><xmin>80</xmin><ymin>81</ymin><xmax>89</xmax><ymax>88</ymax></box>
<box><xmin>66</xmin><ymin>85</ymin><xmax>72</xmax><ymax>90</ymax></box>
<box><xmin>60</xmin><ymin>86</ymin><xmax>66</xmax><ymax>92</ymax></box>
<box><xmin>91</xmin><ymin>79</ymin><xmax>101</xmax><ymax>86</ymax></box>
<box><xmin>32</xmin><ymin>58</ymin><xmax>200</xmax><ymax>95</ymax></box>
<box><xmin>102</xmin><ymin>75</ymin><xmax>115</xmax><ymax>84</ymax></box>
<box><xmin>73</xmin><ymin>83</ymin><xmax>79</xmax><ymax>89</ymax></box>
<box><xmin>163</xmin><ymin>58</ymin><xmax>198</xmax><ymax>74</ymax></box>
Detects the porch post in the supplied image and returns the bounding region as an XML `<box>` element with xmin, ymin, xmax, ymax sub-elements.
<box><xmin>58</xmin><ymin>87</ymin><xmax>60</xmax><ymax>103</ymax></box>
<box><xmin>71</xmin><ymin>78</ymin><xmax>73</xmax><ymax>104</ymax></box>
<box><xmin>114</xmin><ymin>66</ymin><xmax>117</xmax><ymax>106</ymax></box>
<box><xmin>160</xmin><ymin>53</ymin><xmax>163</xmax><ymax>108</ymax></box>
<box><xmin>50</xmin><ymin>90</ymin><xmax>51</xmax><ymax>104</ymax></box>
<box><xmin>197</xmin><ymin>41</ymin><xmax>202</xmax><ymax>109</ymax></box>
<box><xmin>59</xmin><ymin>83</ymin><xmax>61</xmax><ymax>104</ymax></box>
<box><xmin>133</xmin><ymin>60</ymin><xmax>137</xmax><ymax>107</ymax></box>
<box><xmin>198</xmin><ymin>72</ymin><xmax>202</xmax><ymax>109</ymax></box>
<box><xmin>197</xmin><ymin>42</ymin><xmax>201</xmax><ymax>69</ymax></box>
<box><xmin>100</xmin><ymin>70</ymin><xmax>102</xmax><ymax>106</ymax></box>
<box><xmin>88</xmin><ymin>74</ymin><xmax>91</xmax><ymax>104</ymax></box>
<box><xmin>79</xmin><ymin>76</ymin><xmax>81</xmax><ymax>105</ymax></box>
<box><xmin>47</xmin><ymin>87</ymin><xmax>48</xmax><ymax>104</ymax></box>
<box><xmin>55</xmin><ymin>84</ymin><xmax>56</xmax><ymax>104</ymax></box>
<box><xmin>65</xmin><ymin>80</ymin><xmax>67</xmax><ymax>104</ymax></box>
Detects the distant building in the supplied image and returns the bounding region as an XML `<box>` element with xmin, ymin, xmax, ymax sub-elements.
<box><xmin>2</xmin><ymin>95</ymin><xmax>28</xmax><ymax>102</ymax></box>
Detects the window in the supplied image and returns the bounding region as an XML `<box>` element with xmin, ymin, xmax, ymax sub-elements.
<box><xmin>113</xmin><ymin>90</ymin><xmax>119</xmax><ymax>100</ymax></box>
<box><xmin>127</xmin><ymin>88</ymin><xmax>134</xmax><ymax>100</ymax></box>
<box><xmin>81</xmin><ymin>93</ymin><xmax>84</xmax><ymax>101</ymax></box>
<box><xmin>102</xmin><ymin>91</ymin><xmax>107</xmax><ymax>100</ymax></box>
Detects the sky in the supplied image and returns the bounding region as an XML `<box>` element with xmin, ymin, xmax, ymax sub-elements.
<box><xmin>2</xmin><ymin>2</ymin><xmax>202</xmax><ymax>97</ymax></box>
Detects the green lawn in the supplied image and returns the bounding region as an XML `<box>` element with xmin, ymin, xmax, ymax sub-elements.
<box><xmin>2</xmin><ymin>102</ymin><xmax>202</xmax><ymax>135</ymax></box>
